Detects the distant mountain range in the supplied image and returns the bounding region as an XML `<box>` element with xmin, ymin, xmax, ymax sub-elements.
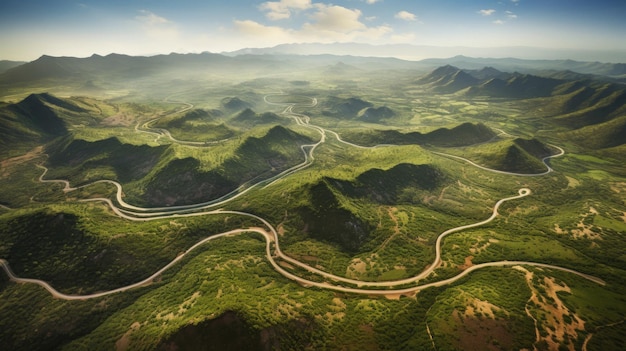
<box><xmin>1</xmin><ymin>47</ymin><xmax>625</xmax><ymax>94</ymax></box>
<box><xmin>0</xmin><ymin>60</ymin><xmax>25</xmax><ymax>74</ymax></box>
<box><xmin>222</xmin><ymin>42</ymin><xmax>626</xmax><ymax>64</ymax></box>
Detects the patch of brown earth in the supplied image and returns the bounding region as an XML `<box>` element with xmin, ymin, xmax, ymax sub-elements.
<box><xmin>346</xmin><ymin>258</ymin><xmax>367</xmax><ymax>278</ymax></box>
<box><xmin>320</xmin><ymin>298</ymin><xmax>346</xmax><ymax>324</ymax></box>
<box><xmin>458</xmin><ymin>255</ymin><xmax>474</xmax><ymax>270</ymax></box>
<box><xmin>452</xmin><ymin>309</ymin><xmax>514</xmax><ymax>350</ymax></box>
<box><xmin>0</xmin><ymin>146</ymin><xmax>44</xmax><ymax>177</ymax></box>
<box><xmin>507</xmin><ymin>205</ymin><xmax>540</xmax><ymax>217</ymax></box>
<box><xmin>467</xmin><ymin>298</ymin><xmax>506</xmax><ymax>319</ymax></box>
<box><xmin>553</xmin><ymin>224</ymin><xmax>566</xmax><ymax>234</ymax></box>
<box><xmin>116</xmin><ymin>322</ymin><xmax>141</xmax><ymax>351</ymax></box>
<box><xmin>469</xmin><ymin>236</ymin><xmax>491</xmax><ymax>254</ymax></box>
<box><xmin>346</xmin><ymin>254</ymin><xmax>380</xmax><ymax>279</ymax></box>
<box><xmin>609</xmin><ymin>182</ymin><xmax>626</xmax><ymax>194</ymax></box>
<box><xmin>376</xmin><ymin>207</ymin><xmax>402</xmax><ymax>252</ymax></box>
<box><xmin>515</xmin><ymin>266</ymin><xmax>585</xmax><ymax>351</ymax></box>
<box><xmin>566</xmin><ymin>176</ymin><xmax>580</xmax><ymax>188</ymax></box>
<box><xmin>101</xmin><ymin>113</ymin><xmax>135</xmax><ymax>126</ymax></box>
<box><xmin>554</xmin><ymin>207</ymin><xmax>603</xmax><ymax>240</ymax></box>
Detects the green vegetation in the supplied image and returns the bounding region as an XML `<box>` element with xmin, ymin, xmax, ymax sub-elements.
<box><xmin>0</xmin><ymin>56</ymin><xmax>624</xmax><ymax>350</ymax></box>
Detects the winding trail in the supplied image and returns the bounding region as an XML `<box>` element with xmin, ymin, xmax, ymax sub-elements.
<box><xmin>0</xmin><ymin>92</ymin><xmax>607</xmax><ymax>300</ymax></box>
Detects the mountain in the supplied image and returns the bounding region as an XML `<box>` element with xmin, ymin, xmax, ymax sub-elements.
<box><xmin>466</xmin><ymin>66</ymin><xmax>511</xmax><ymax>80</ymax></box>
<box><xmin>321</xmin><ymin>97</ymin><xmax>373</xmax><ymax>118</ymax></box>
<box><xmin>342</xmin><ymin>122</ymin><xmax>496</xmax><ymax>147</ymax></box>
<box><xmin>416</xmin><ymin>65</ymin><xmax>461</xmax><ymax>84</ymax></box>
<box><xmin>221</xmin><ymin>97</ymin><xmax>253</xmax><ymax>111</ymax></box>
<box><xmin>457</xmin><ymin>138</ymin><xmax>555</xmax><ymax>174</ymax></box>
<box><xmin>562</xmin><ymin>115</ymin><xmax>626</xmax><ymax>149</ymax></box>
<box><xmin>230</xmin><ymin>108</ymin><xmax>284</xmax><ymax>126</ymax></box>
<box><xmin>419</xmin><ymin>55</ymin><xmax>626</xmax><ymax>76</ymax></box>
<box><xmin>334</xmin><ymin>163</ymin><xmax>447</xmax><ymax>204</ymax></box>
<box><xmin>415</xmin><ymin>66</ymin><xmax>626</xmax><ymax>134</ymax></box>
<box><xmin>0</xmin><ymin>60</ymin><xmax>26</xmax><ymax>74</ymax></box>
<box><xmin>154</xmin><ymin>109</ymin><xmax>220</xmax><ymax>128</ymax></box>
<box><xmin>552</xmin><ymin>86</ymin><xmax>626</xmax><ymax>129</ymax></box>
<box><xmin>142</xmin><ymin>126</ymin><xmax>312</xmax><ymax>206</ymax></box>
<box><xmin>467</xmin><ymin>74</ymin><xmax>565</xmax><ymax>98</ymax></box>
<box><xmin>141</xmin><ymin>157</ymin><xmax>236</xmax><ymax>206</ymax></box>
<box><xmin>322</xmin><ymin>61</ymin><xmax>363</xmax><ymax>76</ymax></box>
<box><xmin>46</xmin><ymin>137</ymin><xmax>169</xmax><ymax>183</ymax></box>
<box><xmin>0</xmin><ymin>93</ymin><xmax>71</xmax><ymax>153</ymax></box>
<box><xmin>300</xmin><ymin>163</ymin><xmax>447</xmax><ymax>252</ymax></box>
<box><xmin>0</xmin><ymin>52</ymin><xmax>232</xmax><ymax>85</ymax></box>
<box><xmin>3</xmin><ymin>51</ymin><xmax>626</xmax><ymax>92</ymax></box>
<box><xmin>300</xmin><ymin>181</ymin><xmax>370</xmax><ymax>253</ymax></box>
<box><xmin>434</xmin><ymin>69</ymin><xmax>479</xmax><ymax>93</ymax></box>
<box><xmin>151</xmin><ymin>109</ymin><xmax>235</xmax><ymax>142</ymax></box>
<box><xmin>223</xmin><ymin>43</ymin><xmax>626</xmax><ymax>64</ymax></box>
<box><xmin>357</xmin><ymin>106</ymin><xmax>395</xmax><ymax>122</ymax></box>
<box><xmin>417</xmin><ymin>66</ymin><xmax>571</xmax><ymax>97</ymax></box>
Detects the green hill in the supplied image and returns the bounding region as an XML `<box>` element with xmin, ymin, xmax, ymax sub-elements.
<box><xmin>453</xmin><ymin>138</ymin><xmax>555</xmax><ymax>174</ymax></box>
<box><xmin>0</xmin><ymin>209</ymin><xmax>172</xmax><ymax>294</ymax></box>
<box><xmin>141</xmin><ymin>157</ymin><xmax>236</xmax><ymax>206</ymax></box>
<box><xmin>0</xmin><ymin>93</ymin><xmax>73</xmax><ymax>156</ymax></box>
<box><xmin>221</xmin><ymin>97</ymin><xmax>253</xmax><ymax>111</ymax></box>
<box><xmin>321</xmin><ymin>97</ymin><xmax>373</xmax><ymax>118</ymax></box>
<box><xmin>142</xmin><ymin>126</ymin><xmax>313</xmax><ymax>205</ymax></box>
<box><xmin>553</xmin><ymin>87</ymin><xmax>626</xmax><ymax>129</ymax></box>
<box><xmin>357</xmin><ymin>106</ymin><xmax>395</xmax><ymax>122</ymax></box>
<box><xmin>299</xmin><ymin>163</ymin><xmax>447</xmax><ymax>252</ymax></box>
<box><xmin>466</xmin><ymin>74</ymin><xmax>564</xmax><ymax>98</ymax></box>
<box><xmin>46</xmin><ymin>136</ymin><xmax>169</xmax><ymax>183</ymax></box>
<box><xmin>335</xmin><ymin>163</ymin><xmax>447</xmax><ymax>203</ymax></box>
<box><xmin>416</xmin><ymin>65</ymin><xmax>480</xmax><ymax>93</ymax></box>
<box><xmin>152</xmin><ymin>108</ymin><xmax>235</xmax><ymax>142</ymax></box>
<box><xmin>0</xmin><ymin>60</ymin><xmax>25</xmax><ymax>74</ymax></box>
<box><xmin>299</xmin><ymin>181</ymin><xmax>370</xmax><ymax>253</ymax></box>
<box><xmin>342</xmin><ymin>122</ymin><xmax>496</xmax><ymax>147</ymax></box>
<box><xmin>230</xmin><ymin>108</ymin><xmax>284</xmax><ymax>127</ymax></box>
<box><xmin>562</xmin><ymin>115</ymin><xmax>626</xmax><ymax>149</ymax></box>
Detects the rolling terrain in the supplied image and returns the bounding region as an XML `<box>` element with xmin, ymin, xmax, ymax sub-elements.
<box><xmin>0</xmin><ymin>52</ymin><xmax>624</xmax><ymax>351</ymax></box>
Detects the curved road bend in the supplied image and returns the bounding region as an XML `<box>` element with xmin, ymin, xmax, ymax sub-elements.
<box><xmin>2</xmin><ymin>190</ymin><xmax>605</xmax><ymax>300</ymax></box>
<box><xmin>0</xmin><ymin>231</ymin><xmax>605</xmax><ymax>300</ymax></box>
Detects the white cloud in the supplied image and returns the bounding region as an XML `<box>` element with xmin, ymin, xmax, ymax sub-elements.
<box><xmin>135</xmin><ymin>10</ymin><xmax>179</xmax><ymax>40</ymax></box>
<box><xmin>234</xmin><ymin>20</ymin><xmax>294</xmax><ymax>41</ymax></box>
<box><xmin>259</xmin><ymin>0</ymin><xmax>312</xmax><ymax>20</ymax></box>
<box><xmin>234</xmin><ymin>4</ymin><xmax>392</xmax><ymax>45</ymax></box>
<box><xmin>365</xmin><ymin>16</ymin><xmax>377</xmax><ymax>21</ymax></box>
<box><xmin>365</xmin><ymin>0</ymin><xmax>382</xmax><ymax>4</ymax></box>
<box><xmin>136</xmin><ymin>10</ymin><xmax>170</xmax><ymax>26</ymax></box>
<box><xmin>478</xmin><ymin>9</ymin><xmax>496</xmax><ymax>16</ymax></box>
<box><xmin>506</xmin><ymin>11</ymin><xmax>518</xmax><ymax>19</ymax></box>
<box><xmin>493</xmin><ymin>19</ymin><xmax>505</xmax><ymax>25</ymax></box>
<box><xmin>511</xmin><ymin>0</ymin><xmax>520</xmax><ymax>4</ymax></box>
<box><xmin>395</xmin><ymin>11</ymin><xmax>417</xmax><ymax>21</ymax></box>
<box><xmin>305</xmin><ymin>4</ymin><xmax>365</xmax><ymax>32</ymax></box>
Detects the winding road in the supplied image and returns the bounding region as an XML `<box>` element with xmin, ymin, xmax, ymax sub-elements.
<box><xmin>0</xmin><ymin>92</ymin><xmax>606</xmax><ymax>300</ymax></box>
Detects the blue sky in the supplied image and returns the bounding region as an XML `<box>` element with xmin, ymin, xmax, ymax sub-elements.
<box><xmin>1</xmin><ymin>0</ymin><xmax>625</xmax><ymax>61</ymax></box>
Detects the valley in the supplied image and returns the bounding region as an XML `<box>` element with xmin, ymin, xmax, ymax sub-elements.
<box><xmin>0</xmin><ymin>53</ymin><xmax>625</xmax><ymax>350</ymax></box>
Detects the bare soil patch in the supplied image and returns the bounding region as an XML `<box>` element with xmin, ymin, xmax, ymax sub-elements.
<box><xmin>0</xmin><ymin>146</ymin><xmax>43</xmax><ymax>177</ymax></box>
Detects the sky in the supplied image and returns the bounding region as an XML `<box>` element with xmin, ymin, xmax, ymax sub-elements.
<box><xmin>1</xmin><ymin>0</ymin><xmax>625</xmax><ymax>61</ymax></box>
